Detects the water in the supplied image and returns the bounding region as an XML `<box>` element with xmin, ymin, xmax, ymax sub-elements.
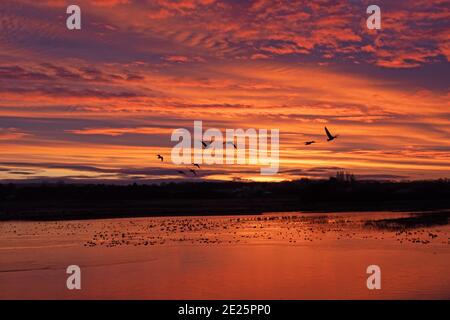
<box><xmin>0</xmin><ymin>211</ymin><xmax>449</xmax><ymax>299</ymax></box>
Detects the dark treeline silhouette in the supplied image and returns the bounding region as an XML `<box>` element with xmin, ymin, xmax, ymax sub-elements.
<box><xmin>1</xmin><ymin>177</ymin><xmax>449</xmax><ymax>220</ymax></box>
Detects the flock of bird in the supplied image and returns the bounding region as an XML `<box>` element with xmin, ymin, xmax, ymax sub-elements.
<box><xmin>4</xmin><ymin>214</ymin><xmax>446</xmax><ymax>248</ymax></box>
<box><xmin>157</xmin><ymin>126</ymin><xmax>339</xmax><ymax>177</ymax></box>
<box><xmin>157</xmin><ymin>153</ymin><xmax>201</xmax><ymax>176</ymax></box>
<box><xmin>304</xmin><ymin>126</ymin><xmax>339</xmax><ymax>146</ymax></box>
<box><xmin>157</xmin><ymin>139</ymin><xmax>238</xmax><ymax>177</ymax></box>
<box><xmin>1</xmin><ymin>213</ymin><xmax>448</xmax><ymax>250</ymax></box>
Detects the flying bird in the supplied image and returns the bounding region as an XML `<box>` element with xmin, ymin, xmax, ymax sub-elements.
<box><xmin>176</xmin><ymin>170</ymin><xmax>186</xmax><ymax>175</ymax></box>
<box><xmin>189</xmin><ymin>169</ymin><xmax>197</xmax><ymax>176</ymax></box>
<box><xmin>305</xmin><ymin>141</ymin><xmax>316</xmax><ymax>145</ymax></box>
<box><xmin>157</xmin><ymin>154</ymin><xmax>164</xmax><ymax>161</ymax></box>
<box><xmin>192</xmin><ymin>163</ymin><xmax>200</xmax><ymax>169</ymax></box>
<box><xmin>224</xmin><ymin>141</ymin><xmax>237</xmax><ymax>149</ymax></box>
<box><xmin>201</xmin><ymin>140</ymin><xmax>212</xmax><ymax>148</ymax></box>
<box><xmin>324</xmin><ymin>127</ymin><xmax>339</xmax><ymax>142</ymax></box>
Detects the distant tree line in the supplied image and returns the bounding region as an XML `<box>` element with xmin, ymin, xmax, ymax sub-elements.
<box><xmin>1</xmin><ymin>177</ymin><xmax>449</xmax><ymax>204</ymax></box>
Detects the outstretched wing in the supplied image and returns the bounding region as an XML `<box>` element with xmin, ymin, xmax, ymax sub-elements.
<box><xmin>224</xmin><ymin>141</ymin><xmax>237</xmax><ymax>149</ymax></box>
<box><xmin>324</xmin><ymin>126</ymin><xmax>333</xmax><ymax>139</ymax></box>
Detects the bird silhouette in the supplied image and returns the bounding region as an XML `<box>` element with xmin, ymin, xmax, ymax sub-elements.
<box><xmin>189</xmin><ymin>169</ymin><xmax>197</xmax><ymax>176</ymax></box>
<box><xmin>325</xmin><ymin>127</ymin><xmax>339</xmax><ymax>141</ymax></box>
<box><xmin>224</xmin><ymin>141</ymin><xmax>237</xmax><ymax>149</ymax></box>
<box><xmin>201</xmin><ymin>140</ymin><xmax>212</xmax><ymax>148</ymax></box>
<box><xmin>176</xmin><ymin>170</ymin><xmax>186</xmax><ymax>175</ymax></box>
<box><xmin>305</xmin><ymin>141</ymin><xmax>316</xmax><ymax>145</ymax></box>
<box><xmin>157</xmin><ymin>154</ymin><xmax>164</xmax><ymax>161</ymax></box>
<box><xmin>192</xmin><ymin>163</ymin><xmax>200</xmax><ymax>169</ymax></box>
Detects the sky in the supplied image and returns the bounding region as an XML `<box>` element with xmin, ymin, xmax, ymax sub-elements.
<box><xmin>0</xmin><ymin>0</ymin><xmax>449</xmax><ymax>183</ymax></box>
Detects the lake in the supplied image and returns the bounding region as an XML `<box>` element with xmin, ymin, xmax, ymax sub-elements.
<box><xmin>0</xmin><ymin>211</ymin><xmax>449</xmax><ymax>299</ymax></box>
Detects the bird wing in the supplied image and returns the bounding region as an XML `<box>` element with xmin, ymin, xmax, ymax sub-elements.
<box><xmin>224</xmin><ymin>142</ymin><xmax>236</xmax><ymax>149</ymax></box>
<box><xmin>325</xmin><ymin>127</ymin><xmax>333</xmax><ymax>139</ymax></box>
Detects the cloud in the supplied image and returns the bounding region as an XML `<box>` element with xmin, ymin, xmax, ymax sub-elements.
<box><xmin>0</xmin><ymin>128</ymin><xmax>29</xmax><ymax>140</ymax></box>
<box><xmin>68</xmin><ymin>127</ymin><xmax>175</xmax><ymax>136</ymax></box>
<box><xmin>3</xmin><ymin>0</ymin><xmax>448</xmax><ymax>68</ymax></box>
<box><xmin>164</xmin><ymin>55</ymin><xmax>190</xmax><ymax>63</ymax></box>
<box><xmin>0</xmin><ymin>1</ymin><xmax>449</xmax><ymax>182</ymax></box>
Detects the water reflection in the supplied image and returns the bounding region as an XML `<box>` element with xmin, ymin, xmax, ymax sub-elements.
<box><xmin>0</xmin><ymin>211</ymin><xmax>449</xmax><ymax>299</ymax></box>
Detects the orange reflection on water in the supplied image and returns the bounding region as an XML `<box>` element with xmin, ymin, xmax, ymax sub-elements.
<box><xmin>0</xmin><ymin>211</ymin><xmax>449</xmax><ymax>299</ymax></box>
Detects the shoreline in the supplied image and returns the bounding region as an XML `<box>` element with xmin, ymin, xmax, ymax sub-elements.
<box><xmin>1</xmin><ymin>199</ymin><xmax>449</xmax><ymax>221</ymax></box>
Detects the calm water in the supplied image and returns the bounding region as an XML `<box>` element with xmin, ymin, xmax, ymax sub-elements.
<box><xmin>0</xmin><ymin>211</ymin><xmax>449</xmax><ymax>299</ymax></box>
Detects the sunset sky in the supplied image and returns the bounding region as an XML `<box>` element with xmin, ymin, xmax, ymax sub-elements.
<box><xmin>0</xmin><ymin>0</ymin><xmax>449</xmax><ymax>183</ymax></box>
